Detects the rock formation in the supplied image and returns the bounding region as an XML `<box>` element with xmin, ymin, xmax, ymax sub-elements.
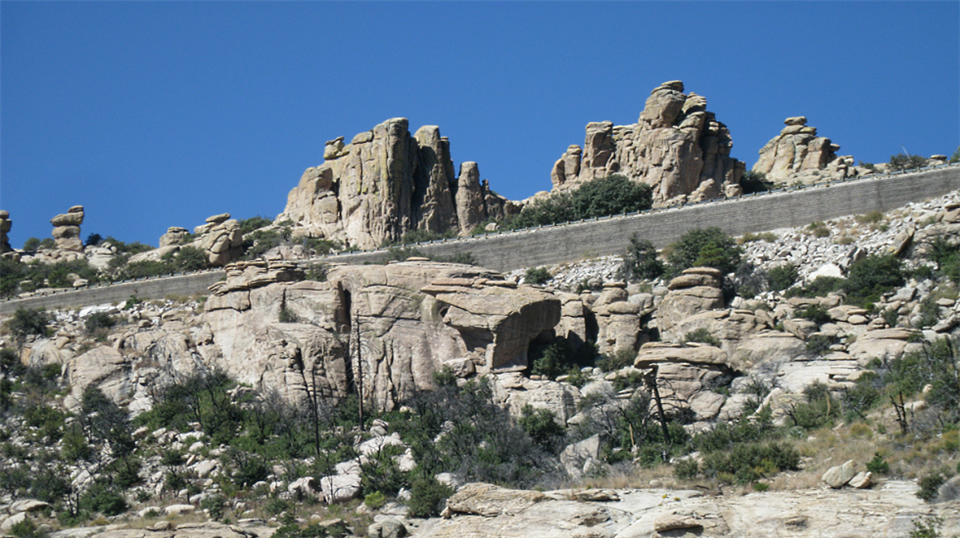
<box><xmin>550</xmin><ymin>81</ymin><xmax>745</xmax><ymax>206</ymax></box>
<box><xmin>158</xmin><ymin>226</ymin><xmax>189</xmax><ymax>247</ymax></box>
<box><xmin>277</xmin><ymin>119</ymin><xmax>517</xmax><ymax>249</ymax></box>
<box><xmin>0</xmin><ymin>210</ymin><xmax>11</xmax><ymax>254</ymax></box>
<box><xmin>193</xmin><ymin>213</ymin><xmax>243</xmax><ymax>266</ymax></box>
<box><xmin>50</xmin><ymin>205</ymin><xmax>84</xmax><ymax>251</ymax></box>
<box><xmin>752</xmin><ymin>116</ymin><xmax>859</xmax><ymax>184</ymax></box>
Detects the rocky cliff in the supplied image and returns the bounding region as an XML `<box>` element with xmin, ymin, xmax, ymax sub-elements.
<box><xmin>277</xmin><ymin>119</ymin><xmax>517</xmax><ymax>249</ymax></box>
<box><xmin>551</xmin><ymin>81</ymin><xmax>745</xmax><ymax>206</ymax></box>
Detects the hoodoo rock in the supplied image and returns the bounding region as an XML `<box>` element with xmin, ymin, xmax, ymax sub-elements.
<box><xmin>277</xmin><ymin>119</ymin><xmax>516</xmax><ymax>249</ymax></box>
<box><xmin>752</xmin><ymin>116</ymin><xmax>859</xmax><ymax>184</ymax></box>
<box><xmin>550</xmin><ymin>81</ymin><xmax>745</xmax><ymax>206</ymax></box>
<box><xmin>0</xmin><ymin>210</ymin><xmax>12</xmax><ymax>254</ymax></box>
<box><xmin>50</xmin><ymin>205</ymin><xmax>84</xmax><ymax>251</ymax></box>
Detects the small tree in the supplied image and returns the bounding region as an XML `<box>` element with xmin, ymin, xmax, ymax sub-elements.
<box><xmin>621</xmin><ymin>233</ymin><xmax>663</xmax><ymax>281</ymax></box>
<box><xmin>8</xmin><ymin>308</ymin><xmax>49</xmax><ymax>349</ymax></box>
<box><xmin>667</xmin><ymin>227</ymin><xmax>742</xmax><ymax>276</ymax></box>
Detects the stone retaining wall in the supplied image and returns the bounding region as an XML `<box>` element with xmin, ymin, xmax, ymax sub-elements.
<box><xmin>2</xmin><ymin>165</ymin><xmax>958</xmax><ymax>315</ymax></box>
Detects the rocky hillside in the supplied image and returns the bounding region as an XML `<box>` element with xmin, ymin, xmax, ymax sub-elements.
<box><xmin>2</xmin><ymin>187</ymin><xmax>960</xmax><ymax>537</ymax></box>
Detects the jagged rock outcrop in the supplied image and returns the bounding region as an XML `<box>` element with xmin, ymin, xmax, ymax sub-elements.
<box><xmin>0</xmin><ymin>210</ymin><xmax>11</xmax><ymax>254</ymax></box>
<box><xmin>50</xmin><ymin>205</ymin><xmax>84</xmax><ymax>251</ymax></box>
<box><xmin>277</xmin><ymin>119</ymin><xmax>515</xmax><ymax>249</ymax></box>
<box><xmin>753</xmin><ymin>116</ymin><xmax>860</xmax><ymax>184</ymax></box>
<box><xmin>550</xmin><ymin>80</ymin><xmax>745</xmax><ymax>206</ymax></box>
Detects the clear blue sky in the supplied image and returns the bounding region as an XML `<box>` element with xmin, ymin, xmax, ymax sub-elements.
<box><xmin>2</xmin><ymin>1</ymin><xmax>958</xmax><ymax>249</ymax></box>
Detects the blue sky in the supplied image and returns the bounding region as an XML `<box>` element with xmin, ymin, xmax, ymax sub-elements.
<box><xmin>2</xmin><ymin>1</ymin><xmax>958</xmax><ymax>249</ymax></box>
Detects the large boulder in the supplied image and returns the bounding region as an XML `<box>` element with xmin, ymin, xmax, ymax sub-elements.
<box><xmin>550</xmin><ymin>81</ymin><xmax>745</xmax><ymax>206</ymax></box>
<box><xmin>658</xmin><ymin>268</ymin><xmax>726</xmax><ymax>339</ymax></box>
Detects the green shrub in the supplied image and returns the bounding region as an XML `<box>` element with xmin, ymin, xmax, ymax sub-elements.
<box><xmin>530</xmin><ymin>340</ymin><xmax>595</xmax><ymax>380</ymax></box>
<box><xmin>519</xmin><ymin>405</ymin><xmax>566</xmax><ymax>452</ymax></box>
<box><xmin>795</xmin><ymin>305</ymin><xmax>831</xmax><ymax>325</ymax></box>
<box><xmin>843</xmin><ymin>254</ymin><xmax>904</xmax><ymax>307</ymax></box>
<box><xmin>278</xmin><ymin>307</ymin><xmax>299</xmax><ymax>323</ymax></box>
<box><xmin>807</xmin><ymin>221</ymin><xmax>830</xmax><ymax>238</ymax></box>
<box><xmin>621</xmin><ymin>234</ymin><xmax>663</xmax><ymax>281</ymax></box>
<box><xmin>910</xmin><ymin>515</ymin><xmax>944</xmax><ymax>538</ymax></box>
<box><xmin>524</xmin><ymin>267</ymin><xmax>551</xmax><ymax>285</ymax></box>
<box><xmin>855</xmin><ymin>211</ymin><xmax>884</xmax><ymax>224</ymax></box>
<box><xmin>786</xmin><ymin>381</ymin><xmax>840</xmax><ymax>429</ymax></box>
<box><xmin>917</xmin><ymin>470</ymin><xmax>949</xmax><ymax>502</ymax></box>
<box><xmin>364</xmin><ymin>491</ymin><xmax>387</xmax><ymax>510</ymax></box>
<box><xmin>596</xmin><ymin>349</ymin><xmax>635</xmax><ymax>372</ymax></box>
<box><xmin>80</xmin><ymin>479</ymin><xmax>127</xmax><ymax>516</ymax></box>
<box><xmin>701</xmin><ymin>442</ymin><xmax>800</xmax><ymax>484</ymax></box>
<box><xmin>407</xmin><ymin>474</ymin><xmax>454</xmax><ymax>518</ymax></box>
<box><xmin>767</xmin><ymin>264</ymin><xmax>799</xmax><ymax>292</ymax></box>
<box><xmin>304</xmin><ymin>264</ymin><xmax>328</xmax><ymax>281</ymax></box>
<box><xmin>866</xmin><ymin>452</ymin><xmax>890</xmax><ymax>475</ymax></box>
<box><xmin>673</xmin><ymin>458</ymin><xmax>700</xmax><ymax>480</ymax></box>
<box><xmin>238</xmin><ymin>216</ymin><xmax>273</xmax><ymax>236</ymax></box>
<box><xmin>21</xmin><ymin>237</ymin><xmax>41</xmax><ymax>252</ymax></box>
<box><xmin>8</xmin><ymin>308</ymin><xmax>50</xmax><ymax>345</ymax></box>
<box><xmin>84</xmin><ymin>312</ymin><xmax>117</xmax><ymax>335</ymax></box>
<box><xmin>889</xmin><ymin>153</ymin><xmax>927</xmax><ymax>172</ymax></box>
<box><xmin>684</xmin><ymin>328</ymin><xmax>721</xmax><ymax>347</ymax></box>
<box><xmin>667</xmin><ymin>228</ymin><xmax>742</xmax><ymax>276</ymax></box>
<box><xmin>200</xmin><ymin>493</ymin><xmax>226</xmax><ymax>521</ymax></box>
<box><xmin>10</xmin><ymin>517</ymin><xmax>43</xmax><ymax>538</ymax></box>
<box><xmin>740</xmin><ymin>170</ymin><xmax>773</xmax><ymax>194</ymax></box>
<box><xmin>272</xmin><ymin>522</ymin><xmax>346</xmax><ymax>538</ymax></box>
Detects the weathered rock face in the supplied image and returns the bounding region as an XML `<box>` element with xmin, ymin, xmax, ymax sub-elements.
<box><xmin>0</xmin><ymin>210</ymin><xmax>12</xmax><ymax>254</ymax></box>
<box><xmin>278</xmin><ymin>119</ymin><xmax>515</xmax><ymax>249</ymax></box>
<box><xmin>59</xmin><ymin>261</ymin><xmax>560</xmax><ymax>412</ymax></box>
<box><xmin>50</xmin><ymin>205</ymin><xmax>84</xmax><ymax>251</ymax></box>
<box><xmin>415</xmin><ymin>481</ymin><xmax>958</xmax><ymax>538</ymax></box>
<box><xmin>753</xmin><ymin>116</ymin><xmax>857</xmax><ymax>185</ymax></box>
<box><xmin>550</xmin><ymin>81</ymin><xmax>745</xmax><ymax>206</ymax></box>
<box><xmin>193</xmin><ymin>213</ymin><xmax>244</xmax><ymax>266</ymax></box>
<box><xmin>658</xmin><ymin>267</ymin><xmax>726</xmax><ymax>339</ymax></box>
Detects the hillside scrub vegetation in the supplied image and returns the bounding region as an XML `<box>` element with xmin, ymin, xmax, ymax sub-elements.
<box><xmin>474</xmin><ymin>174</ymin><xmax>653</xmax><ymax>234</ymax></box>
<box><xmin>666</xmin><ymin>227</ymin><xmax>742</xmax><ymax>277</ymax></box>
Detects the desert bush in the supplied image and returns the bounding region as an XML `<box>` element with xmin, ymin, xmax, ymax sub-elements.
<box><xmin>889</xmin><ymin>153</ymin><xmax>927</xmax><ymax>172</ymax></box>
<box><xmin>795</xmin><ymin>305</ymin><xmax>831</xmax><ymax>325</ymax></box>
<box><xmin>684</xmin><ymin>328</ymin><xmax>720</xmax><ymax>347</ymax></box>
<box><xmin>8</xmin><ymin>308</ymin><xmax>50</xmax><ymax>346</ymax></box>
<box><xmin>621</xmin><ymin>234</ymin><xmax>663</xmax><ymax>281</ymax></box>
<box><xmin>667</xmin><ymin>227</ymin><xmax>742</xmax><ymax>276</ymax></box>
<box><xmin>530</xmin><ymin>340</ymin><xmax>596</xmax><ymax>380</ymax></box>
<box><xmin>843</xmin><ymin>254</ymin><xmax>904</xmax><ymax>307</ymax></box>
<box><xmin>21</xmin><ymin>237</ymin><xmax>41</xmax><ymax>252</ymax></box>
<box><xmin>524</xmin><ymin>267</ymin><xmax>551</xmax><ymax>285</ymax></box>
<box><xmin>767</xmin><ymin>263</ymin><xmax>799</xmax><ymax>292</ymax></box>
<box><xmin>701</xmin><ymin>442</ymin><xmax>800</xmax><ymax>484</ymax></box>
<box><xmin>917</xmin><ymin>469</ymin><xmax>950</xmax><ymax>502</ymax></box>
<box><xmin>596</xmin><ymin>348</ymin><xmax>635</xmax><ymax>372</ymax></box>
<box><xmin>238</xmin><ymin>216</ymin><xmax>273</xmax><ymax>236</ymax></box>
<box><xmin>807</xmin><ymin>221</ymin><xmax>831</xmax><ymax>238</ymax></box>
<box><xmin>739</xmin><ymin>170</ymin><xmax>774</xmax><ymax>194</ymax></box>
<box><xmin>866</xmin><ymin>452</ymin><xmax>890</xmax><ymax>475</ymax></box>
<box><xmin>519</xmin><ymin>405</ymin><xmax>566</xmax><ymax>453</ymax></box>
<box><xmin>406</xmin><ymin>473</ymin><xmax>454</xmax><ymax>518</ymax></box>
<box><xmin>785</xmin><ymin>381</ymin><xmax>840</xmax><ymax>430</ymax></box>
<box><xmin>84</xmin><ymin>312</ymin><xmax>117</xmax><ymax>335</ymax></box>
<box><xmin>673</xmin><ymin>458</ymin><xmax>700</xmax><ymax>480</ymax></box>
